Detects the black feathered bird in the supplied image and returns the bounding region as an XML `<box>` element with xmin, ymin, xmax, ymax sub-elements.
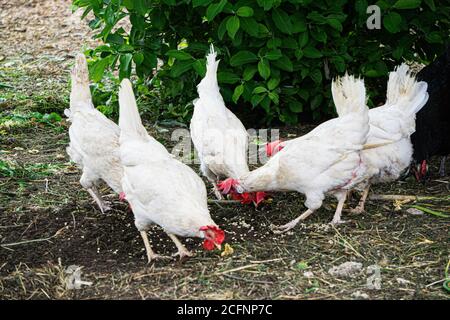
<box><xmin>411</xmin><ymin>46</ymin><xmax>450</xmax><ymax>181</ymax></box>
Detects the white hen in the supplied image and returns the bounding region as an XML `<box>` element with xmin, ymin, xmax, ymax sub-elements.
<box><xmin>345</xmin><ymin>64</ymin><xmax>429</xmax><ymax>213</ymax></box>
<box><xmin>219</xmin><ymin>75</ymin><xmax>369</xmax><ymax>231</ymax></box>
<box><xmin>65</xmin><ymin>54</ymin><xmax>123</xmax><ymax>213</ymax></box>
<box><xmin>190</xmin><ymin>45</ymin><xmax>250</xmax><ymax>200</ymax></box>
<box><xmin>118</xmin><ymin>79</ymin><xmax>225</xmax><ymax>262</ymax></box>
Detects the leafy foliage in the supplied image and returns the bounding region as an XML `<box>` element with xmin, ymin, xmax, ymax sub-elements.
<box><xmin>73</xmin><ymin>0</ymin><xmax>449</xmax><ymax>124</ymax></box>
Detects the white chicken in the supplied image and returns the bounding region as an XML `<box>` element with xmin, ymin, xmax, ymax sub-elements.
<box><xmin>219</xmin><ymin>74</ymin><xmax>370</xmax><ymax>231</ymax></box>
<box><xmin>65</xmin><ymin>54</ymin><xmax>123</xmax><ymax>213</ymax></box>
<box><xmin>190</xmin><ymin>45</ymin><xmax>255</xmax><ymax>202</ymax></box>
<box><xmin>118</xmin><ymin>79</ymin><xmax>224</xmax><ymax>262</ymax></box>
<box><xmin>347</xmin><ymin>64</ymin><xmax>429</xmax><ymax>213</ymax></box>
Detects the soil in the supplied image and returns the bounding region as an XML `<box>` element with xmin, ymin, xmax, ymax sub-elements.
<box><xmin>0</xmin><ymin>0</ymin><xmax>449</xmax><ymax>300</ymax></box>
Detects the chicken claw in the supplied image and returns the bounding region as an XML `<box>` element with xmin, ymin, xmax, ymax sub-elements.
<box><xmin>87</xmin><ymin>187</ymin><xmax>111</xmax><ymax>214</ymax></box>
<box><xmin>167</xmin><ymin>233</ymin><xmax>194</xmax><ymax>261</ymax></box>
<box><xmin>349</xmin><ymin>185</ymin><xmax>370</xmax><ymax>215</ymax></box>
<box><xmin>271</xmin><ymin>209</ymin><xmax>314</xmax><ymax>234</ymax></box>
<box><xmin>140</xmin><ymin>231</ymin><xmax>171</xmax><ymax>263</ymax></box>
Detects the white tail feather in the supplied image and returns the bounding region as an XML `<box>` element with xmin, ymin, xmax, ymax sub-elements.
<box><xmin>70</xmin><ymin>54</ymin><xmax>92</xmax><ymax>107</ymax></box>
<box><xmin>332</xmin><ymin>74</ymin><xmax>367</xmax><ymax>116</ymax></box>
<box><xmin>386</xmin><ymin>63</ymin><xmax>429</xmax><ymax>116</ymax></box>
<box><xmin>118</xmin><ymin>79</ymin><xmax>148</xmax><ymax>139</ymax></box>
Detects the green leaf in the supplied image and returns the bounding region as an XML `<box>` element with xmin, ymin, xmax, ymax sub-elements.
<box><xmin>218</xmin><ymin>71</ymin><xmax>240</xmax><ymax>84</ymax></box>
<box><xmin>119</xmin><ymin>53</ymin><xmax>133</xmax><ymax>80</ymax></box>
<box><xmin>332</xmin><ymin>56</ymin><xmax>346</xmax><ymax>73</ymax></box>
<box><xmin>170</xmin><ymin>60</ymin><xmax>195</xmax><ymax>77</ymax></box>
<box><xmin>105</xmin><ymin>33</ymin><xmax>124</xmax><ymax>45</ymax></box>
<box><xmin>267</xmin><ymin>38</ymin><xmax>282</xmax><ymax>49</ymax></box>
<box><xmin>273</xmin><ymin>55</ymin><xmax>293</xmax><ymax>72</ymax></box>
<box><xmin>289</xmin><ymin>101</ymin><xmax>303</xmax><ymax>113</ymax></box>
<box><xmin>298</xmin><ymin>88</ymin><xmax>309</xmax><ymax>101</ymax></box>
<box><xmin>393</xmin><ymin>0</ymin><xmax>421</xmax><ymax>9</ymax></box>
<box><xmin>326</xmin><ymin>18</ymin><xmax>343</xmax><ymax>32</ymax></box>
<box><xmin>291</xmin><ymin>13</ymin><xmax>307</xmax><ymax>33</ymax></box>
<box><xmin>134</xmin><ymin>0</ymin><xmax>148</xmax><ymax>15</ymax></box>
<box><xmin>310</xmin><ymin>69</ymin><xmax>322</xmax><ymax>84</ymax></box>
<box><xmin>298</xmin><ymin>32</ymin><xmax>309</xmax><ymax>48</ymax></box>
<box><xmin>133</xmin><ymin>52</ymin><xmax>144</xmax><ymax>65</ymax></box>
<box><xmin>226</xmin><ymin>16</ymin><xmax>240</xmax><ymax>39</ymax></box>
<box><xmin>230</xmin><ymin>51</ymin><xmax>258</xmax><ymax>66</ymax></box>
<box><xmin>423</xmin><ymin>0</ymin><xmax>435</xmax><ymax>11</ymax></box>
<box><xmin>118</xmin><ymin>44</ymin><xmax>134</xmax><ymax>53</ymax></box>
<box><xmin>265</xmin><ymin>49</ymin><xmax>282</xmax><ymax>60</ymax></box>
<box><xmin>89</xmin><ymin>57</ymin><xmax>110</xmax><ymax>82</ymax></box>
<box><xmin>272</xmin><ymin>9</ymin><xmax>293</xmax><ymax>35</ymax></box>
<box><xmin>258</xmin><ymin>59</ymin><xmax>271</xmax><ymax>80</ymax></box>
<box><xmin>236</xmin><ymin>6</ymin><xmax>254</xmax><ymax>17</ymax></box>
<box><xmin>311</xmin><ymin>27</ymin><xmax>327</xmax><ymax>43</ymax></box>
<box><xmin>251</xmin><ymin>93</ymin><xmax>265</xmax><ymax>107</ymax></box>
<box><xmin>303</xmin><ymin>46</ymin><xmax>323</xmax><ymax>58</ymax></box>
<box><xmin>267</xmin><ymin>78</ymin><xmax>280</xmax><ymax>90</ymax></box>
<box><xmin>253</xmin><ymin>86</ymin><xmax>267</xmax><ymax>94</ymax></box>
<box><xmin>218</xmin><ymin>16</ymin><xmax>230</xmax><ymax>40</ymax></box>
<box><xmin>243</xmin><ymin>65</ymin><xmax>257</xmax><ymax>80</ymax></box>
<box><xmin>193</xmin><ymin>59</ymin><xmax>206</xmax><ymax>77</ymax></box>
<box><xmin>268</xmin><ymin>92</ymin><xmax>279</xmax><ymax>104</ymax></box>
<box><xmin>240</xmin><ymin>17</ymin><xmax>259</xmax><ymax>37</ymax></box>
<box><xmin>257</xmin><ymin>0</ymin><xmax>274</xmax><ymax>11</ymax></box>
<box><xmin>193</xmin><ymin>0</ymin><xmax>214</xmax><ymax>7</ymax></box>
<box><xmin>383</xmin><ymin>12</ymin><xmax>402</xmax><ymax>33</ymax></box>
<box><xmin>166</xmin><ymin>50</ymin><xmax>194</xmax><ymax>60</ymax></box>
<box><xmin>232</xmin><ymin>84</ymin><xmax>244</xmax><ymax>103</ymax></box>
<box><xmin>311</xmin><ymin>94</ymin><xmax>323</xmax><ymax>110</ymax></box>
<box><xmin>206</xmin><ymin>0</ymin><xmax>228</xmax><ymax>21</ymax></box>
<box><xmin>425</xmin><ymin>31</ymin><xmax>443</xmax><ymax>44</ymax></box>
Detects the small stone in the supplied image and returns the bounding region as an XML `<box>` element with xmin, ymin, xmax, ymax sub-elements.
<box><xmin>351</xmin><ymin>291</ymin><xmax>369</xmax><ymax>300</ymax></box>
<box><xmin>303</xmin><ymin>271</ymin><xmax>314</xmax><ymax>278</ymax></box>
<box><xmin>406</xmin><ymin>208</ymin><xmax>423</xmax><ymax>215</ymax></box>
<box><xmin>396</xmin><ymin>277</ymin><xmax>413</xmax><ymax>286</ymax></box>
<box><xmin>328</xmin><ymin>261</ymin><xmax>363</xmax><ymax>279</ymax></box>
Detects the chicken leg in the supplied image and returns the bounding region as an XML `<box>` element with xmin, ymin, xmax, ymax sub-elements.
<box><xmin>331</xmin><ymin>191</ymin><xmax>347</xmax><ymax>224</ymax></box>
<box><xmin>271</xmin><ymin>209</ymin><xmax>314</xmax><ymax>234</ymax></box>
<box><xmin>350</xmin><ymin>185</ymin><xmax>370</xmax><ymax>214</ymax></box>
<box><xmin>167</xmin><ymin>233</ymin><xmax>194</xmax><ymax>260</ymax></box>
<box><xmin>87</xmin><ymin>186</ymin><xmax>111</xmax><ymax>214</ymax></box>
<box><xmin>140</xmin><ymin>231</ymin><xmax>170</xmax><ymax>263</ymax></box>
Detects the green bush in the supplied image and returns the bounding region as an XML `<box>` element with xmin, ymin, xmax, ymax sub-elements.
<box><xmin>72</xmin><ymin>0</ymin><xmax>449</xmax><ymax>125</ymax></box>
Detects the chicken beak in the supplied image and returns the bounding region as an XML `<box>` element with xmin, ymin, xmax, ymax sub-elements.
<box><xmin>215</xmin><ymin>243</ymin><xmax>222</xmax><ymax>251</ymax></box>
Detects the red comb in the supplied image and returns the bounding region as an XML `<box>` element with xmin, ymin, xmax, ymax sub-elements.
<box><xmin>217</xmin><ymin>178</ymin><xmax>238</xmax><ymax>194</ymax></box>
<box><xmin>200</xmin><ymin>225</ymin><xmax>225</xmax><ymax>251</ymax></box>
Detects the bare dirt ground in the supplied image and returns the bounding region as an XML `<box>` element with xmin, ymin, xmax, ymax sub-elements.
<box><xmin>0</xmin><ymin>0</ymin><xmax>449</xmax><ymax>300</ymax></box>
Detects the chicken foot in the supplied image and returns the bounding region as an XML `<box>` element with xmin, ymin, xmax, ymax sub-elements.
<box><xmin>349</xmin><ymin>185</ymin><xmax>370</xmax><ymax>214</ymax></box>
<box><xmin>271</xmin><ymin>209</ymin><xmax>314</xmax><ymax>234</ymax></box>
<box><xmin>167</xmin><ymin>233</ymin><xmax>194</xmax><ymax>260</ymax></box>
<box><xmin>87</xmin><ymin>186</ymin><xmax>111</xmax><ymax>214</ymax></box>
<box><xmin>331</xmin><ymin>192</ymin><xmax>347</xmax><ymax>224</ymax></box>
<box><xmin>140</xmin><ymin>231</ymin><xmax>171</xmax><ymax>263</ymax></box>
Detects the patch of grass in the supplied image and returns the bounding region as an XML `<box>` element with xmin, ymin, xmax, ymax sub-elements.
<box><xmin>0</xmin><ymin>159</ymin><xmax>63</xmax><ymax>180</ymax></box>
<box><xmin>0</xmin><ymin>111</ymin><xmax>64</xmax><ymax>133</ymax></box>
